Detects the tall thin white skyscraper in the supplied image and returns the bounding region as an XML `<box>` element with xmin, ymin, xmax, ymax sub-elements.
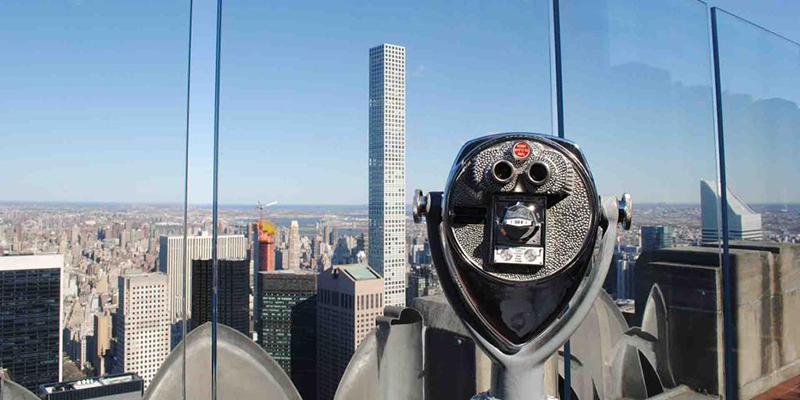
<box><xmin>288</xmin><ymin>220</ymin><xmax>301</xmax><ymax>269</ymax></box>
<box><xmin>368</xmin><ymin>43</ymin><xmax>406</xmax><ymax>307</ymax></box>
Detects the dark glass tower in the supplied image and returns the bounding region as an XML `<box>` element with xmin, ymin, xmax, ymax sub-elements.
<box><xmin>640</xmin><ymin>226</ymin><xmax>674</xmax><ymax>252</ymax></box>
<box><xmin>190</xmin><ymin>259</ymin><xmax>250</xmax><ymax>337</ymax></box>
<box><xmin>0</xmin><ymin>255</ymin><xmax>62</xmax><ymax>392</ymax></box>
<box><xmin>258</xmin><ymin>270</ymin><xmax>317</xmax><ymax>400</ymax></box>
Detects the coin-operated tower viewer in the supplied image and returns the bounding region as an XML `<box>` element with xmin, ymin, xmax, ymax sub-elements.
<box><xmin>414</xmin><ymin>132</ymin><xmax>632</xmax><ymax>400</ymax></box>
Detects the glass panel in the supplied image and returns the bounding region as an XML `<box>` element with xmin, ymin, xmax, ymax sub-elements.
<box><xmin>0</xmin><ymin>1</ymin><xmax>191</xmax><ymax>396</ymax></box>
<box><xmin>175</xmin><ymin>0</ymin><xmax>220</xmax><ymax>396</ymax></box>
<box><xmin>559</xmin><ymin>0</ymin><xmax>722</xmax><ymax>398</ymax></box>
<box><xmin>217</xmin><ymin>1</ymin><xmax>552</xmax><ymax>398</ymax></box>
<box><xmin>714</xmin><ymin>9</ymin><xmax>800</xmax><ymax>399</ymax></box>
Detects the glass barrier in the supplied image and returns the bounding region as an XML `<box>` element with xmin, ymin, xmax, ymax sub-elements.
<box><xmin>5</xmin><ymin>1</ymin><xmax>798</xmax><ymax>399</ymax></box>
<box><xmin>215</xmin><ymin>1</ymin><xmax>552</xmax><ymax>398</ymax></box>
<box><xmin>559</xmin><ymin>0</ymin><xmax>723</xmax><ymax>398</ymax></box>
<box><xmin>713</xmin><ymin>8</ymin><xmax>800</xmax><ymax>399</ymax></box>
<box><xmin>0</xmin><ymin>1</ymin><xmax>191</xmax><ymax>397</ymax></box>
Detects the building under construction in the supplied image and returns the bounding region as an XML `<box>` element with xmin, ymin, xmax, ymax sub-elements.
<box><xmin>253</xmin><ymin>219</ymin><xmax>275</xmax><ymax>272</ymax></box>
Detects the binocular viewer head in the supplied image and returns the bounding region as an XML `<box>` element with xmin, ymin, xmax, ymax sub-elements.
<box><xmin>450</xmin><ymin>133</ymin><xmax>597</xmax><ymax>280</ymax></box>
<box><xmin>415</xmin><ymin>132</ymin><xmax>631</xmax><ymax>361</ymax></box>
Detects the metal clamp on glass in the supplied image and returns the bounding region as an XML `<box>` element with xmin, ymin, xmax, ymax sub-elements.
<box><xmin>413</xmin><ymin>132</ymin><xmax>632</xmax><ymax>400</ymax></box>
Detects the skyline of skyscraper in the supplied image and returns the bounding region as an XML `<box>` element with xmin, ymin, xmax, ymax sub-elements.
<box><xmin>190</xmin><ymin>259</ymin><xmax>250</xmax><ymax>337</ymax></box>
<box><xmin>640</xmin><ymin>226</ymin><xmax>674</xmax><ymax>252</ymax></box>
<box><xmin>252</xmin><ymin>219</ymin><xmax>276</xmax><ymax>348</ymax></box>
<box><xmin>614</xmin><ymin>252</ymin><xmax>635</xmax><ymax>301</ymax></box>
<box><xmin>316</xmin><ymin>264</ymin><xmax>384</xmax><ymax>400</ymax></box>
<box><xmin>368</xmin><ymin>43</ymin><xmax>407</xmax><ymax>308</ymax></box>
<box><xmin>86</xmin><ymin>311</ymin><xmax>113</xmax><ymax>377</ymax></box>
<box><xmin>325</xmin><ymin>224</ymin><xmax>338</xmax><ymax>248</ymax></box>
<box><xmin>288</xmin><ymin>220</ymin><xmax>301</xmax><ymax>269</ymax></box>
<box><xmin>700</xmin><ymin>180</ymin><xmax>764</xmax><ymax>243</ymax></box>
<box><xmin>406</xmin><ymin>263</ymin><xmax>440</xmax><ymax>307</ymax></box>
<box><xmin>253</xmin><ymin>220</ymin><xmax>276</xmax><ymax>272</ymax></box>
<box><xmin>258</xmin><ymin>270</ymin><xmax>318</xmax><ymax>400</ymax></box>
<box><xmin>0</xmin><ymin>254</ymin><xmax>63</xmax><ymax>392</ymax></box>
<box><xmin>158</xmin><ymin>234</ymin><xmax>247</xmax><ymax>322</ymax></box>
<box><xmin>112</xmin><ymin>271</ymin><xmax>170</xmax><ymax>389</ymax></box>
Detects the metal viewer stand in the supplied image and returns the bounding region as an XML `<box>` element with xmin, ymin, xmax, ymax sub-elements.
<box><xmin>414</xmin><ymin>132</ymin><xmax>631</xmax><ymax>400</ymax></box>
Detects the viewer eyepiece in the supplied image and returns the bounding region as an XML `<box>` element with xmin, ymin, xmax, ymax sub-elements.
<box><xmin>526</xmin><ymin>161</ymin><xmax>550</xmax><ymax>186</ymax></box>
<box><xmin>491</xmin><ymin>160</ymin><xmax>515</xmax><ymax>184</ymax></box>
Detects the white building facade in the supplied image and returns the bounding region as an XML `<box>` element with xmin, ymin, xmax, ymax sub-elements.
<box><xmin>288</xmin><ymin>220</ymin><xmax>301</xmax><ymax>269</ymax></box>
<box><xmin>368</xmin><ymin>43</ymin><xmax>406</xmax><ymax>307</ymax></box>
<box><xmin>114</xmin><ymin>272</ymin><xmax>170</xmax><ymax>389</ymax></box>
<box><xmin>158</xmin><ymin>235</ymin><xmax>247</xmax><ymax>321</ymax></box>
<box><xmin>700</xmin><ymin>180</ymin><xmax>763</xmax><ymax>243</ymax></box>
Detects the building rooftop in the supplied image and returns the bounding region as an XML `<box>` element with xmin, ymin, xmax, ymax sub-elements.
<box><xmin>337</xmin><ymin>264</ymin><xmax>381</xmax><ymax>281</ymax></box>
<box><xmin>701</xmin><ymin>180</ymin><xmax>759</xmax><ymax>216</ymax></box>
<box><xmin>0</xmin><ymin>254</ymin><xmax>62</xmax><ymax>271</ymax></box>
<box><xmin>258</xmin><ymin>269</ymin><xmax>317</xmax><ymax>275</ymax></box>
<box><xmin>160</xmin><ymin>234</ymin><xmax>246</xmax><ymax>239</ymax></box>
<box><xmin>121</xmin><ymin>268</ymin><xmax>144</xmax><ymax>276</ymax></box>
<box><xmin>41</xmin><ymin>373</ymin><xmax>141</xmax><ymax>394</ymax></box>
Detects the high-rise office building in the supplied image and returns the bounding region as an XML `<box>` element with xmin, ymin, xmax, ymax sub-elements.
<box><xmin>86</xmin><ymin>312</ymin><xmax>112</xmax><ymax>376</ymax></box>
<box><xmin>275</xmin><ymin>226</ymin><xmax>286</xmax><ymax>249</ymax></box>
<box><xmin>368</xmin><ymin>43</ymin><xmax>406</xmax><ymax>308</ymax></box>
<box><xmin>40</xmin><ymin>373</ymin><xmax>143</xmax><ymax>400</ymax></box>
<box><xmin>312</xmin><ymin>236</ymin><xmax>323</xmax><ymax>260</ymax></box>
<box><xmin>112</xmin><ymin>271</ymin><xmax>170</xmax><ymax>389</ymax></box>
<box><xmin>63</xmin><ymin>327</ymin><xmax>85</xmax><ymax>370</ymax></box>
<box><xmin>406</xmin><ymin>264</ymin><xmax>441</xmax><ymax>307</ymax></box>
<box><xmin>252</xmin><ymin>220</ymin><xmax>276</xmax><ymax>348</ymax></box>
<box><xmin>326</xmin><ymin>225</ymin><xmax>337</xmax><ymax>247</ymax></box>
<box><xmin>288</xmin><ymin>221</ymin><xmax>300</xmax><ymax>269</ymax></box>
<box><xmin>700</xmin><ymin>180</ymin><xmax>763</xmax><ymax>243</ymax></box>
<box><xmin>190</xmin><ymin>259</ymin><xmax>250</xmax><ymax>337</ymax></box>
<box><xmin>316</xmin><ymin>264</ymin><xmax>384</xmax><ymax>400</ymax></box>
<box><xmin>258</xmin><ymin>270</ymin><xmax>318</xmax><ymax>400</ymax></box>
<box><xmin>253</xmin><ymin>221</ymin><xmax>276</xmax><ymax>272</ymax></box>
<box><xmin>0</xmin><ymin>254</ymin><xmax>63</xmax><ymax>392</ymax></box>
<box><xmin>275</xmin><ymin>249</ymin><xmax>286</xmax><ymax>271</ymax></box>
<box><xmin>614</xmin><ymin>257</ymin><xmax>634</xmax><ymax>301</ymax></box>
<box><xmin>604</xmin><ymin>240</ymin><xmax>640</xmax><ymax>301</ymax></box>
<box><xmin>640</xmin><ymin>226</ymin><xmax>673</xmax><ymax>252</ymax></box>
<box><xmin>323</xmin><ymin>225</ymin><xmax>333</xmax><ymax>247</ymax></box>
<box><xmin>158</xmin><ymin>235</ymin><xmax>247</xmax><ymax>321</ymax></box>
<box><xmin>409</xmin><ymin>239</ymin><xmax>431</xmax><ymax>265</ymax></box>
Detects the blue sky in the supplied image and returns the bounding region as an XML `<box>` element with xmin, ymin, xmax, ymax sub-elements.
<box><xmin>1</xmin><ymin>0</ymin><xmax>798</xmax><ymax>205</ymax></box>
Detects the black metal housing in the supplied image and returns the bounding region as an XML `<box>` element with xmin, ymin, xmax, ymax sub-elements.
<box><xmin>426</xmin><ymin>132</ymin><xmax>601</xmax><ymax>355</ymax></box>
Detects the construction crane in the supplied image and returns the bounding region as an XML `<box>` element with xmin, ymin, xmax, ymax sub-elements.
<box><xmin>254</xmin><ymin>201</ymin><xmax>278</xmax><ymax>272</ymax></box>
<box><xmin>256</xmin><ymin>200</ymin><xmax>278</xmax><ymax>232</ymax></box>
